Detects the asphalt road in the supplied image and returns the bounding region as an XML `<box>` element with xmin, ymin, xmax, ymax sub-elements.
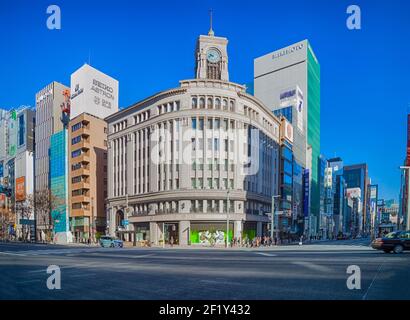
<box><xmin>0</xmin><ymin>239</ymin><xmax>409</xmax><ymax>300</ymax></box>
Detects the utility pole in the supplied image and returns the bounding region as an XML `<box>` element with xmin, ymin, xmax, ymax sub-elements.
<box><xmin>226</xmin><ymin>189</ymin><xmax>230</xmax><ymax>248</ymax></box>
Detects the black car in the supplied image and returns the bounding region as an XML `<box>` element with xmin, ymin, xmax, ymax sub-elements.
<box><xmin>371</xmin><ymin>231</ymin><xmax>410</xmax><ymax>254</ymax></box>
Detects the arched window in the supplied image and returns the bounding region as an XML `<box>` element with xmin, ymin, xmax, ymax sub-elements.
<box><xmin>207</xmin><ymin>97</ymin><xmax>213</xmax><ymax>109</ymax></box>
<box><xmin>215</xmin><ymin>98</ymin><xmax>221</xmax><ymax>109</ymax></box>
<box><xmin>199</xmin><ymin>97</ymin><xmax>205</xmax><ymax>109</ymax></box>
<box><xmin>230</xmin><ymin>100</ymin><xmax>235</xmax><ymax>112</ymax></box>
<box><xmin>192</xmin><ymin>97</ymin><xmax>198</xmax><ymax>109</ymax></box>
<box><xmin>223</xmin><ymin>99</ymin><xmax>228</xmax><ymax>110</ymax></box>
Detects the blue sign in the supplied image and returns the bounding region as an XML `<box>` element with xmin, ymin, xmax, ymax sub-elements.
<box><xmin>0</xmin><ymin>162</ymin><xmax>3</xmax><ymax>178</ymax></box>
<box><xmin>20</xmin><ymin>219</ymin><xmax>35</xmax><ymax>226</ymax></box>
<box><xmin>303</xmin><ymin>169</ymin><xmax>310</xmax><ymax>218</ymax></box>
<box><xmin>122</xmin><ymin>220</ymin><xmax>129</xmax><ymax>226</ymax></box>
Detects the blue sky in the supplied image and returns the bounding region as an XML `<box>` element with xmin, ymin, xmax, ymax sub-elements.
<box><xmin>0</xmin><ymin>0</ymin><xmax>408</xmax><ymax>201</ymax></box>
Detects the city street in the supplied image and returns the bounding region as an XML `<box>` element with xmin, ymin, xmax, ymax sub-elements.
<box><xmin>1</xmin><ymin>239</ymin><xmax>409</xmax><ymax>300</ymax></box>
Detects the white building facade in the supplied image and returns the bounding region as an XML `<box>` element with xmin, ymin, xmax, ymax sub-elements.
<box><xmin>105</xmin><ymin>30</ymin><xmax>282</xmax><ymax>245</ymax></box>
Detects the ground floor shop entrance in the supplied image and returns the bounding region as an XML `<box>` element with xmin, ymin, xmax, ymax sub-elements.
<box><xmin>163</xmin><ymin>222</ymin><xmax>179</xmax><ymax>245</ymax></box>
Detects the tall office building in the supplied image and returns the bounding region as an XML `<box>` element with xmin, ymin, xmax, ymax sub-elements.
<box><xmin>68</xmin><ymin>113</ymin><xmax>108</xmax><ymax>242</ymax></box>
<box><xmin>325</xmin><ymin>157</ymin><xmax>346</xmax><ymax>237</ymax></box>
<box><xmin>0</xmin><ymin>107</ymin><xmax>35</xmax><ymax>239</ymax></box>
<box><xmin>343</xmin><ymin>163</ymin><xmax>369</xmax><ymax>236</ymax></box>
<box><xmin>35</xmin><ymin>81</ymin><xmax>69</xmax><ymax>238</ymax></box>
<box><xmin>68</xmin><ymin>64</ymin><xmax>118</xmax><ymax>242</ymax></box>
<box><xmin>254</xmin><ymin>40</ymin><xmax>321</xmax><ymax>235</ymax></box>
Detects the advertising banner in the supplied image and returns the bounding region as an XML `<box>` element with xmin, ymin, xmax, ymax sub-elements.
<box><xmin>283</xmin><ymin>120</ymin><xmax>293</xmax><ymax>143</ymax></box>
<box><xmin>296</xmin><ymin>87</ymin><xmax>304</xmax><ymax>132</ymax></box>
<box><xmin>15</xmin><ymin>176</ymin><xmax>25</xmax><ymax>201</ymax></box>
<box><xmin>0</xmin><ymin>161</ymin><xmax>3</xmax><ymax>178</ymax></box>
<box><xmin>0</xmin><ymin>194</ymin><xmax>5</xmax><ymax>209</ymax></box>
<box><xmin>303</xmin><ymin>169</ymin><xmax>310</xmax><ymax>217</ymax></box>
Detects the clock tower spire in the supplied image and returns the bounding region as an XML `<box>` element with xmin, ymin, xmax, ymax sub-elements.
<box><xmin>208</xmin><ymin>9</ymin><xmax>214</xmax><ymax>37</ymax></box>
<box><xmin>195</xmin><ymin>14</ymin><xmax>229</xmax><ymax>81</ymax></box>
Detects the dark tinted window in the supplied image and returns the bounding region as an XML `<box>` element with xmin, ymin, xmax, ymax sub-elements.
<box><xmin>399</xmin><ymin>232</ymin><xmax>410</xmax><ymax>239</ymax></box>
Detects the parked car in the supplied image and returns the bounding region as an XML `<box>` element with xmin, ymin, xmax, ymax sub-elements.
<box><xmin>371</xmin><ymin>231</ymin><xmax>410</xmax><ymax>254</ymax></box>
<box><xmin>100</xmin><ymin>236</ymin><xmax>123</xmax><ymax>248</ymax></box>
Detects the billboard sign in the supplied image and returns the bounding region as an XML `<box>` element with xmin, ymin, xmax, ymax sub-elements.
<box><xmin>346</xmin><ymin>187</ymin><xmax>361</xmax><ymax>199</ymax></box>
<box><xmin>281</xmin><ymin>119</ymin><xmax>294</xmax><ymax>143</ymax></box>
<box><xmin>370</xmin><ymin>184</ymin><xmax>378</xmax><ymax>223</ymax></box>
<box><xmin>70</xmin><ymin>64</ymin><xmax>119</xmax><ymax>120</ymax></box>
<box><xmin>303</xmin><ymin>169</ymin><xmax>310</xmax><ymax>217</ymax></box>
<box><xmin>296</xmin><ymin>87</ymin><xmax>304</xmax><ymax>132</ymax></box>
<box><xmin>279</xmin><ymin>86</ymin><xmax>304</xmax><ymax>133</ymax></box>
<box><xmin>15</xmin><ymin>176</ymin><xmax>25</xmax><ymax>201</ymax></box>
<box><xmin>0</xmin><ymin>194</ymin><xmax>5</xmax><ymax>209</ymax></box>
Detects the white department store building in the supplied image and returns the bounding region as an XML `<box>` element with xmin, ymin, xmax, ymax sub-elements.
<box><xmin>105</xmin><ymin>28</ymin><xmax>285</xmax><ymax>245</ymax></box>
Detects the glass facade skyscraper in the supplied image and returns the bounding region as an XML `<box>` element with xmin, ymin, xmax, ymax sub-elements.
<box><xmin>254</xmin><ymin>40</ymin><xmax>321</xmax><ymax>235</ymax></box>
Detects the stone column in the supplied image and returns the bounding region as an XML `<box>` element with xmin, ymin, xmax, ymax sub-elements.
<box><xmin>234</xmin><ymin>220</ymin><xmax>242</xmax><ymax>240</ymax></box>
<box><xmin>179</xmin><ymin>220</ymin><xmax>190</xmax><ymax>246</ymax></box>
<box><xmin>149</xmin><ymin>221</ymin><xmax>161</xmax><ymax>246</ymax></box>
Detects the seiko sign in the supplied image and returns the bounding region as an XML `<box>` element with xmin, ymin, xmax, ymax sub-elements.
<box><xmin>91</xmin><ymin>79</ymin><xmax>115</xmax><ymax>101</ymax></box>
<box><xmin>272</xmin><ymin>43</ymin><xmax>304</xmax><ymax>60</ymax></box>
<box><xmin>71</xmin><ymin>84</ymin><xmax>84</xmax><ymax>100</ymax></box>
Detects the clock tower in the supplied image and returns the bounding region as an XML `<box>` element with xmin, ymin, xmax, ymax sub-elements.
<box><xmin>195</xmin><ymin>22</ymin><xmax>229</xmax><ymax>81</ymax></box>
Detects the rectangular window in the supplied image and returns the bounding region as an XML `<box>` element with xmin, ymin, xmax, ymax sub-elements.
<box><xmin>72</xmin><ymin>176</ymin><xmax>82</xmax><ymax>184</ymax></box>
<box><xmin>207</xmin><ymin>119</ymin><xmax>213</xmax><ymax>129</ymax></box>
<box><xmin>71</xmin><ymin>136</ymin><xmax>81</xmax><ymax>145</ymax></box>
<box><xmin>191</xmin><ymin>138</ymin><xmax>196</xmax><ymax>151</ymax></box>
<box><xmin>199</xmin><ymin>118</ymin><xmax>204</xmax><ymax>130</ymax></box>
<box><xmin>214</xmin><ymin>138</ymin><xmax>219</xmax><ymax>151</ymax></box>
<box><xmin>71</xmin><ymin>149</ymin><xmax>82</xmax><ymax>158</ymax></box>
<box><xmin>207</xmin><ymin>158</ymin><xmax>212</xmax><ymax>170</ymax></box>
<box><xmin>191</xmin><ymin>118</ymin><xmax>197</xmax><ymax>129</ymax></box>
<box><xmin>71</xmin><ymin>163</ymin><xmax>81</xmax><ymax>171</ymax></box>
<box><xmin>18</xmin><ymin>114</ymin><xmax>25</xmax><ymax>146</ymax></box>
<box><xmin>71</xmin><ymin>122</ymin><xmax>82</xmax><ymax>132</ymax></box>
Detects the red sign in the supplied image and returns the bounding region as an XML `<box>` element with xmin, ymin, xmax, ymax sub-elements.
<box><xmin>407</xmin><ymin>115</ymin><xmax>410</xmax><ymax>166</ymax></box>
<box><xmin>15</xmin><ymin>177</ymin><xmax>25</xmax><ymax>201</ymax></box>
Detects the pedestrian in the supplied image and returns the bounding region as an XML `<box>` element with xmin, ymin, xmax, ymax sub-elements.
<box><xmin>170</xmin><ymin>235</ymin><xmax>174</xmax><ymax>247</ymax></box>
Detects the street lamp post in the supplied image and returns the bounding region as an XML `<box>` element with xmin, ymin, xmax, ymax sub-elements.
<box><xmin>91</xmin><ymin>197</ymin><xmax>94</xmax><ymax>244</ymax></box>
<box><xmin>400</xmin><ymin>166</ymin><xmax>410</xmax><ymax>231</ymax></box>
<box><xmin>226</xmin><ymin>189</ymin><xmax>230</xmax><ymax>248</ymax></box>
<box><xmin>271</xmin><ymin>195</ymin><xmax>281</xmax><ymax>243</ymax></box>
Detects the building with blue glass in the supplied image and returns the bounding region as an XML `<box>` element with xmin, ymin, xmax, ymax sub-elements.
<box><xmin>50</xmin><ymin>129</ymin><xmax>71</xmax><ymax>243</ymax></box>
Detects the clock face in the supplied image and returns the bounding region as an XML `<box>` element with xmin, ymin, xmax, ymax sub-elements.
<box><xmin>207</xmin><ymin>49</ymin><xmax>221</xmax><ymax>63</ymax></box>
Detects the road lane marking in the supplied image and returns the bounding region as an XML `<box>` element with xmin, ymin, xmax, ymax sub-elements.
<box><xmin>0</xmin><ymin>251</ymin><xmax>27</xmax><ymax>257</ymax></box>
<box><xmin>291</xmin><ymin>261</ymin><xmax>332</xmax><ymax>272</ymax></box>
<box><xmin>255</xmin><ymin>252</ymin><xmax>277</xmax><ymax>257</ymax></box>
<box><xmin>362</xmin><ymin>259</ymin><xmax>385</xmax><ymax>300</ymax></box>
<box><xmin>16</xmin><ymin>279</ymin><xmax>41</xmax><ymax>284</ymax></box>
